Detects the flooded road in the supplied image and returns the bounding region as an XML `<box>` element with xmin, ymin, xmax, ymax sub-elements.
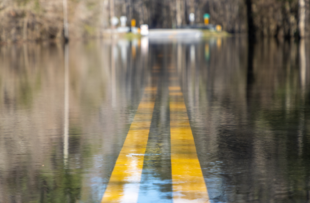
<box><xmin>0</xmin><ymin>37</ymin><xmax>310</xmax><ymax>203</ymax></box>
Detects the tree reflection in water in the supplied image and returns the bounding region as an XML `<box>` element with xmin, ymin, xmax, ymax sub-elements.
<box><xmin>0</xmin><ymin>38</ymin><xmax>309</xmax><ymax>202</ymax></box>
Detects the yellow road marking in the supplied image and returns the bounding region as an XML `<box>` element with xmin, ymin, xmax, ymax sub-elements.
<box><xmin>169</xmin><ymin>86</ymin><xmax>210</xmax><ymax>203</ymax></box>
<box><xmin>169</xmin><ymin>92</ymin><xmax>183</xmax><ymax>96</ymax></box>
<box><xmin>101</xmin><ymin>87</ymin><xmax>156</xmax><ymax>203</ymax></box>
<box><xmin>144</xmin><ymin>87</ymin><xmax>157</xmax><ymax>91</ymax></box>
<box><xmin>169</xmin><ymin>86</ymin><xmax>181</xmax><ymax>91</ymax></box>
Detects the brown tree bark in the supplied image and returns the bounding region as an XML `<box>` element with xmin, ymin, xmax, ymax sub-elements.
<box><xmin>299</xmin><ymin>0</ymin><xmax>306</xmax><ymax>37</ymax></box>
<box><xmin>245</xmin><ymin>0</ymin><xmax>255</xmax><ymax>39</ymax></box>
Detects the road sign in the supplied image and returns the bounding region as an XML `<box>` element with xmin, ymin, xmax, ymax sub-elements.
<box><xmin>204</xmin><ymin>13</ymin><xmax>210</xmax><ymax>25</ymax></box>
<box><xmin>204</xmin><ymin>13</ymin><xmax>210</xmax><ymax>19</ymax></box>
<box><xmin>140</xmin><ymin>24</ymin><xmax>149</xmax><ymax>35</ymax></box>
<box><xmin>131</xmin><ymin>19</ymin><xmax>136</xmax><ymax>27</ymax></box>
<box><xmin>111</xmin><ymin>17</ymin><xmax>119</xmax><ymax>26</ymax></box>
<box><xmin>120</xmin><ymin>16</ymin><xmax>127</xmax><ymax>27</ymax></box>
<box><xmin>216</xmin><ymin>25</ymin><xmax>222</xmax><ymax>31</ymax></box>
<box><xmin>189</xmin><ymin>13</ymin><xmax>195</xmax><ymax>22</ymax></box>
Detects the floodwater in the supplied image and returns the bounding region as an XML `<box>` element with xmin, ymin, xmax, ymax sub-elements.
<box><xmin>0</xmin><ymin>37</ymin><xmax>310</xmax><ymax>203</ymax></box>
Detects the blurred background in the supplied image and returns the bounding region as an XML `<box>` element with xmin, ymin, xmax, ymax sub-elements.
<box><xmin>0</xmin><ymin>0</ymin><xmax>310</xmax><ymax>41</ymax></box>
<box><xmin>1</xmin><ymin>0</ymin><xmax>310</xmax><ymax>202</ymax></box>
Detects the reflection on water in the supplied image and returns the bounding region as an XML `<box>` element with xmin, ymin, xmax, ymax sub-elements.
<box><xmin>0</xmin><ymin>37</ymin><xmax>309</xmax><ymax>202</ymax></box>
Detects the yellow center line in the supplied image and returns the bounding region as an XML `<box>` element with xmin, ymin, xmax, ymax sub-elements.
<box><xmin>169</xmin><ymin>86</ymin><xmax>210</xmax><ymax>203</ymax></box>
<box><xmin>101</xmin><ymin>87</ymin><xmax>157</xmax><ymax>203</ymax></box>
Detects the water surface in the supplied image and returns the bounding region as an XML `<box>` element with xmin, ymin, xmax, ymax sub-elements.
<box><xmin>0</xmin><ymin>37</ymin><xmax>310</xmax><ymax>203</ymax></box>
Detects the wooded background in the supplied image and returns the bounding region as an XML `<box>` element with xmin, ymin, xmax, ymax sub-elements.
<box><xmin>0</xmin><ymin>0</ymin><xmax>309</xmax><ymax>41</ymax></box>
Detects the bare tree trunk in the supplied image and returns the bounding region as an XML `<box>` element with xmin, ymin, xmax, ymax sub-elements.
<box><xmin>110</xmin><ymin>0</ymin><xmax>114</xmax><ymax>30</ymax></box>
<box><xmin>184</xmin><ymin>0</ymin><xmax>188</xmax><ymax>24</ymax></box>
<box><xmin>140</xmin><ymin>0</ymin><xmax>144</xmax><ymax>25</ymax></box>
<box><xmin>63</xmin><ymin>0</ymin><xmax>69</xmax><ymax>42</ymax></box>
<box><xmin>100</xmin><ymin>0</ymin><xmax>107</xmax><ymax>35</ymax></box>
<box><xmin>299</xmin><ymin>0</ymin><xmax>306</xmax><ymax>37</ymax></box>
<box><xmin>176</xmin><ymin>0</ymin><xmax>182</xmax><ymax>26</ymax></box>
<box><xmin>23</xmin><ymin>14</ymin><xmax>28</xmax><ymax>41</ymax></box>
<box><xmin>245</xmin><ymin>0</ymin><xmax>255</xmax><ymax>39</ymax></box>
<box><xmin>128</xmin><ymin>0</ymin><xmax>132</xmax><ymax>27</ymax></box>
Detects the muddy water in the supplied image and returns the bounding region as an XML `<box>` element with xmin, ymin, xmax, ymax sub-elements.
<box><xmin>0</xmin><ymin>38</ymin><xmax>310</xmax><ymax>203</ymax></box>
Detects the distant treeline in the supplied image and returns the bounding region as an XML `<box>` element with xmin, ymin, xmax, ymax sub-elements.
<box><xmin>0</xmin><ymin>0</ymin><xmax>106</xmax><ymax>42</ymax></box>
<box><xmin>118</xmin><ymin>0</ymin><xmax>309</xmax><ymax>38</ymax></box>
<box><xmin>0</xmin><ymin>0</ymin><xmax>309</xmax><ymax>42</ymax></box>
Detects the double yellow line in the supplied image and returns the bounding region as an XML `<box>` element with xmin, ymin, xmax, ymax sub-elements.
<box><xmin>101</xmin><ymin>86</ymin><xmax>210</xmax><ymax>203</ymax></box>
<box><xmin>169</xmin><ymin>86</ymin><xmax>209</xmax><ymax>202</ymax></box>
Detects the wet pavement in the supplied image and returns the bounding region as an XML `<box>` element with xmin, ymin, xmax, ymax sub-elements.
<box><xmin>0</xmin><ymin>37</ymin><xmax>310</xmax><ymax>203</ymax></box>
